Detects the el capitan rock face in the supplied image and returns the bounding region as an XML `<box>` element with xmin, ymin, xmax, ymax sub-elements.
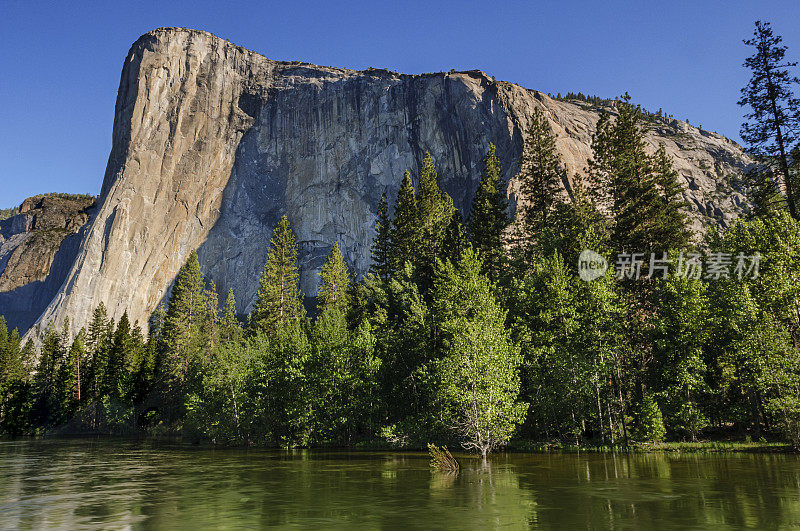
<box><xmin>5</xmin><ymin>27</ymin><xmax>751</xmax><ymax>339</ymax></box>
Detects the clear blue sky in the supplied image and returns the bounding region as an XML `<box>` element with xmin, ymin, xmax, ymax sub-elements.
<box><xmin>2</xmin><ymin>0</ymin><xmax>799</xmax><ymax>207</ymax></box>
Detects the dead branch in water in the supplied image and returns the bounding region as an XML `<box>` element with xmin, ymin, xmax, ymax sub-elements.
<box><xmin>428</xmin><ymin>443</ymin><xmax>459</xmax><ymax>472</ymax></box>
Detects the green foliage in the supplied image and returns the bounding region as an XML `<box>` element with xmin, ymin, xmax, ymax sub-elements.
<box><xmin>516</xmin><ymin>108</ymin><xmax>567</xmax><ymax>261</ymax></box>
<box><xmin>4</xmin><ymin>105</ymin><xmax>800</xmax><ymax>454</ymax></box>
<box><xmin>739</xmin><ymin>21</ymin><xmax>800</xmax><ymax>219</ymax></box>
<box><xmin>369</xmin><ymin>194</ymin><xmax>393</xmax><ymax>279</ymax></box>
<box><xmin>633</xmin><ymin>395</ymin><xmax>666</xmax><ymax>443</ymax></box>
<box><xmin>433</xmin><ymin>248</ymin><xmax>527</xmax><ymax>456</ymax></box>
<box><xmin>467</xmin><ymin>143</ymin><xmax>509</xmax><ymax>281</ymax></box>
<box><xmin>318</xmin><ymin>243</ymin><xmax>350</xmax><ymax>312</ymax></box>
<box><xmin>589</xmin><ymin>94</ymin><xmax>691</xmax><ymax>254</ymax></box>
<box><xmin>250</xmin><ymin>216</ymin><xmax>305</xmax><ymax>333</ymax></box>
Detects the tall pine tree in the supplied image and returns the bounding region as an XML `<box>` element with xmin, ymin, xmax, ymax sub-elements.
<box><xmin>318</xmin><ymin>243</ymin><xmax>351</xmax><ymax>313</ymax></box>
<box><xmin>250</xmin><ymin>215</ymin><xmax>305</xmax><ymax>333</ymax></box>
<box><xmin>369</xmin><ymin>194</ymin><xmax>393</xmax><ymax>279</ymax></box>
<box><xmin>739</xmin><ymin>21</ymin><xmax>800</xmax><ymax>219</ymax></box>
<box><xmin>467</xmin><ymin>143</ymin><xmax>509</xmax><ymax>281</ymax></box>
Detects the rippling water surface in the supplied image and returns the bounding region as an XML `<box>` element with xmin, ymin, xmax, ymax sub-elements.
<box><xmin>1</xmin><ymin>439</ymin><xmax>799</xmax><ymax>529</ymax></box>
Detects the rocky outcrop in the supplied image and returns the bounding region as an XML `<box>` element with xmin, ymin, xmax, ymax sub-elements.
<box><xmin>0</xmin><ymin>194</ymin><xmax>94</xmax><ymax>332</ymax></box>
<box><xmin>11</xmin><ymin>27</ymin><xmax>752</xmax><ymax>339</ymax></box>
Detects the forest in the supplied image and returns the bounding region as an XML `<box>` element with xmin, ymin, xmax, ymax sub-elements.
<box><xmin>1</xmin><ymin>22</ymin><xmax>799</xmax><ymax>456</ymax></box>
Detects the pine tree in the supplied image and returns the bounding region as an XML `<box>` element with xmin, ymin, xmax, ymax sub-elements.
<box><xmin>160</xmin><ymin>251</ymin><xmax>206</xmax><ymax>380</ymax></box>
<box><xmin>106</xmin><ymin>311</ymin><xmax>131</xmax><ymax>399</ymax></box>
<box><xmin>391</xmin><ymin>170</ymin><xmax>418</xmax><ymax>271</ymax></box>
<box><xmin>220</xmin><ymin>289</ymin><xmax>241</xmax><ymax>343</ymax></box>
<box><xmin>86</xmin><ymin>303</ymin><xmax>113</xmax><ymax>400</ymax></box>
<box><xmin>369</xmin><ymin>194</ymin><xmax>393</xmax><ymax>279</ymax></box>
<box><xmin>414</xmin><ymin>152</ymin><xmax>455</xmax><ymax>291</ymax></box>
<box><xmin>589</xmin><ymin>94</ymin><xmax>690</xmax><ymax>254</ymax></box>
<box><xmin>467</xmin><ymin>143</ymin><xmax>510</xmax><ymax>281</ymax></box>
<box><xmin>651</xmin><ymin>145</ymin><xmax>692</xmax><ymax>249</ymax></box>
<box><xmin>739</xmin><ymin>21</ymin><xmax>800</xmax><ymax>219</ymax></box>
<box><xmin>318</xmin><ymin>243</ymin><xmax>351</xmax><ymax>313</ymax></box>
<box><xmin>517</xmin><ymin>108</ymin><xmax>566</xmax><ymax>259</ymax></box>
<box><xmin>251</xmin><ymin>215</ymin><xmax>305</xmax><ymax>334</ymax></box>
<box><xmin>441</xmin><ymin>210</ymin><xmax>469</xmax><ymax>266</ymax></box>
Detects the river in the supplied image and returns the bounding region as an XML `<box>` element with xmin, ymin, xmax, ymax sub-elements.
<box><xmin>0</xmin><ymin>439</ymin><xmax>798</xmax><ymax>529</ymax></box>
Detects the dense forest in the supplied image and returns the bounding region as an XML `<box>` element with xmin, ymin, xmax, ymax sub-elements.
<box><xmin>1</xmin><ymin>22</ymin><xmax>799</xmax><ymax>455</ymax></box>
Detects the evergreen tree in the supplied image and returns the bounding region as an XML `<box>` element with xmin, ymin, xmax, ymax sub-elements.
<box><xmin>160</xmin><ymin>251</ymin><xmax>206</xmax><ymax>381</ymax></box>
<box><xmin>414</xmin><ymin>152</ymin><xmax>456</xmax><ymax>292</ymax></box>
<box><xmin>369</xmin><ymin>194</ymin><xmax>393</xmax><ymax>279</ymax></box>
<box><xmin>589</xmin><ymin>94</ymin><xmax>690</xmax><ymax>254</ymax></box>
<box><xmin>467</xmin><ymin>143</ymin><xmax>510</xmax><ymax>281</ymax></box>
<box><xmin>86</xmin><ymin>303</ymin><xmax>113</xmax><ymax>400</ymax></box>
<box><xmin>739</xmin><ymin>21</ymin><xmax>800</xmax><ymax>219</ymax></box>
<box><xmin>746</xmin><ymin>168</ymin><xmax>785</xmax><ymax>219</ymax></box>
<box><xmin>220</xmin><ymin>289</ymin><xmax>241</xmax><ymax>343</ymax></box>
<box><xmin>250</xmin><ymin>215</ymin><xmax>305</xmax><ymax>333</ymax></box>
<box><xmin>106</xmin><ymin>311</ymin><xmax>131</xmax><ymax>399</ymax></box>
<box><xmin>441</xmin><ymin>210</ymin><xmax>469</xmax><ymax>266</ymax></box>
<box><xmin>318</xmin><ymin>243</ymin><xmax>351</xmax><ymax>313</ymax></box>
<box><xmin>391</xmin><ymin>170</ymin><xmax>418</xmax><ymax>271</ymax></box>
<box><xmin>517</xmin><ymin>108</ymin><xmax>566</xmax><ymax>259</ymax></box>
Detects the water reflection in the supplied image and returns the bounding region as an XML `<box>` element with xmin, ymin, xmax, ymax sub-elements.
<box><xmin>0</xmin><ymin>440</ymin><xmax>799</xmax><ymax>529</ymax></box>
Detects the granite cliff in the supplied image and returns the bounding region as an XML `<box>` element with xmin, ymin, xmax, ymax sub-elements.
<box><xmin>1</xmin><ymin>27</ymin><xmax>752</xmax><ymax>338</ymax></box>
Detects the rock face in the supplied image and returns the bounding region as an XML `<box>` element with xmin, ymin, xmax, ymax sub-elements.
<box><xmin>10</xmin><ymin>27</ymin><xmax>752</xmax><ymax>339</ymax></box>
<box><xmin>0</xmin><ymin>195</ymin><xmax>95</xmax><ymax>332</ymax></box>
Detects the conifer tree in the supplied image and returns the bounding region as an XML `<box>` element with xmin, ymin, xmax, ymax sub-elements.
<box><xmin>68</xmin><ymin>329</ymin><xmax>86</xmax><ymax>406</ymax></box>
<box><xmin>251</xmin><ymin>215</ymin><xmax>305</xmax><ymax>333</ymax></box>
<box><xmin>106</xmin><ymin>312</ymin><xmax>131</xmax><ymax>399</ymax></box>
<box><xmin>369</xmin><ymin>194</ymin><xmax>393</xmax><ymax>279</ymax></box>
<box><xmin>517</xmin><ymin>108</ymin><xmax>566</xmax><ymax>255</ymax></box>
<box><xmin>441</xmin><ymin>210</ymin><xmax>469</xmax><ymax>266</ymax></box>
<box><xmin>589</xmin><ymin>94</ymin><xmax>690</xmax><ymax>253</ymax></box>
<box><xmin>220</xmin><ymin>289</ymin><xmax>241</xmax><ymax>343</ymax></box>
<box><xmin>318</xmin><ymin>243</ymin><xmax>351</xmax><ymax>313</ymax></box>
<box><xmin>746</xmin><ymin>167</ymin><xmax>785</xmax><ymax>219</ymax></box>
<box><xmin>739</xmin><ymin>21</ymin><xmax>800</xmax><ymax>219</ymax></box>
<box><xmin>161</xmin><ymin>251</ymin><xmax>206</xmax><ymax>380</ymax></box>
<box><xmin>86</xmin><ymin>303</ymin><xmax>113</xmax><ymax>399</ymax></box>
<box><xmin>414</xmin><ymin>152</ymin><xmax>455</xmax><ymax>291</ymax></box>
<box><xmin>467</xmin><ymin>143</ymin><xmax>510</xmax><ymax>281</ymax></box>
<box><xmin>391</xmin><ymin>170</ymin><xmax>418</xmax><ymax>271</ymax></box>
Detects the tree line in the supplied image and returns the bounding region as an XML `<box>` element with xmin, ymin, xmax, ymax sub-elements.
<box><xmin>1</xmin><ymin>21</ymin><xmax>800</xmax><ymax>454</ymax></box>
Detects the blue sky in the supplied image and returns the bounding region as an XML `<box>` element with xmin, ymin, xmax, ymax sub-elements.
<box><xmin>2</xmin><ymin>0</ymin><xmax>799</xmax><ymax>207</ymax></box>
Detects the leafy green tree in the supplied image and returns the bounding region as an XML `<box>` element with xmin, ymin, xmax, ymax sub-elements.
<box><xmin>468</xmin><ymin>143</ymin><xmax>510</xmax><ymax>280</ymax></box>
<box><xmin>250</xmin><ymin>215</ymin><xmax>305</xmax><ymax>334</ymax></box>
<box><xmin>433</xmin><ymin>248</ymin><xmax>527</xmax><ymax>457</ymax></box>
<box><xmin>648</xmin><ymin>275</ymin><xmax>710</xmax><ymax>440</ymax></box>
<box><xmin>633</xmin><ymin>395</ymin><xmax>666</xmax><ymax>443</ymax></box>
<box><xmin>739</xmin><ymin>20</ymin><xmax>800</xmax><ymax>219</ymax></box>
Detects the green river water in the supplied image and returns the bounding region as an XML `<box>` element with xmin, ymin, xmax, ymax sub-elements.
<box><xmin>0</xmin><ymin>439</ymin><xmax>798</xmax><ymax>529</ymax></box>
